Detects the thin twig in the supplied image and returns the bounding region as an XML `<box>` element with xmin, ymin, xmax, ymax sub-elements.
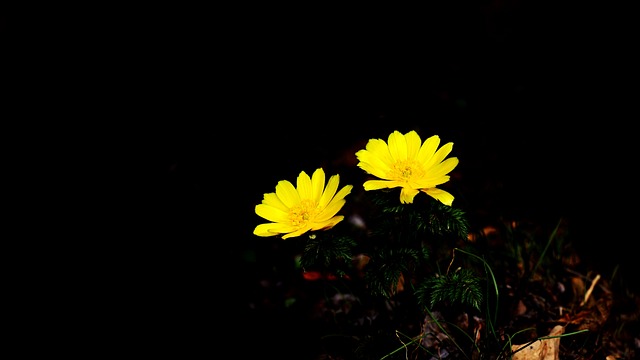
<box><xmin>580</xmin><ymin>274</ymin><xmax>601</xmax><ymax>306</ymax></box>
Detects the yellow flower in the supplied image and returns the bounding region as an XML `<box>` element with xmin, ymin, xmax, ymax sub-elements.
<box><xmin>254</xmin><ymin>168</ymin><xmax>353</xmax><ymax>239</ymax></box>
<box><xmin>355</xmin><ymin>130</ymin><xmax>459</xmax><ymax>205</ymax></box>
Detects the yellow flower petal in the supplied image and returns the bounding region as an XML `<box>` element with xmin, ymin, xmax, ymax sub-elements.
<box><xmin>363</xmin><ymin>179</ymin><xmax>402</xmax><ymax>191</ymax></box>
<box><xmin>310</xmin><ymin>216</ymin><xmax>344</xmax><ymax>231</ymax></box>
<box><xmin>261</xmin><ymin>192</ymin><xmax>288</xmax><ymax>213</ymax></box>
<box><xmin>319</xmin><ymin>174</ymin><xmax>340</xmax><ymax>209</ymax></box>
<box><xmin>416</xmin><ymin>135</ymin><xmax>440</xmax><ymax>164</ymax></box>
<box><xmin>282</xmin><ymin>225</ymin><xmax>312</xmax><ymax>239</ymax></box>
<box><xmin>414</xmin><ymin>175</ymin><xmax>450</xmax><ymax>188</ymax></box>
<box><xmin>423</xmin><ymin>142</ymin><xmax>454</xmax><ymax>170</ymax></box>
<box><xmin>404</xmin><ymin>130</ymin><xmax>422</xmax><ymax>160</ymax></box>
<box><xmin>275</xmin><ymin>180</ymin><xmax>300</xmax><ymax>208</ymax></box>
<box><xmin>428</xmin><ymin>157</ymin><xmax>459</xmax><ymax>179</ymax></box>
<box><xmin>311</xmin><ymin>168</ymin><xmax>325</xmax><ymax>203</ymax></box>
<box><xmin>356</xmin><ymin>150</ymin><xmax>391</xmax><ymax>179</ymax></box>
<box><xmin>366</xmin><ymin>138</ymin><xmax>394</xmax><ymax>164</ymax></box>
<box><xmin>255</xmin><ymin>203</ymin><xmax>289</xmax><ymax>223</ymax></box>
<box><xmin>400</xmin><ymin>187</ymin><xmax>420</xmax><ymax>204</ymax></box>
<box><xmin>296</xmin><ymin>171</ymin><xmax>313</xmax><ymax>200</ymax></box>
<box><xmin>316</xmin><ymin>199</ymin><xmax>346</xmax><ymax>222</ymax></box>
<box><xmin>317</xmin><ymin>185</ymin><xmax>353</xmax><ymax>222</ymax></box>
<box><xmin>388</xmin><ymin>130</ymin><xmax>408</xmax><ymax>161</ymax></box>
<box><xmin>422</xmin><ymin>188</ymin><xmax>455</xmax><ymax>206</ymax></box>
<box><xmin>253</xmin><ymin>223</ymin><xmax>294</xmax><ymax>237</ymax></box>
<box><xmin>333</xmin><ymin>184</ymin><xmax>353</xmax><ymax>202</ymax></box>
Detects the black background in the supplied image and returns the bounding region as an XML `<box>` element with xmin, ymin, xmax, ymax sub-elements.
<box><xmin>9</xmin><ymin>3</ymin><xmax>636</xmax><ymax>358</ymax></box>
<box><xmin>132</xmin><ymin>5</ymin><xmax>637</xmax><ymax>357</ymax></box>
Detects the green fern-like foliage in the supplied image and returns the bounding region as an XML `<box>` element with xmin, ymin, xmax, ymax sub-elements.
<box><xmin>415</xmin><ymin>269</ymin><xmax>483</xmax><ymax>311</ymax></box>
<box><xmin>300</xmin><ymin>232</ymin><xmax>356</xmax><ymax>278</ymax></box>
<box><xmin>422</xmin><ymin>200</ymin><xmax>470</xmax><ymax>240</ymax></box>
<box><xmin>363</xmin><ymin>247</ymin><xmax>420</xmax><ymax>297</ymax></box>
<box><xmin>359</xmin><ymin>190</ymin><xmax>471</xmax><ymax>297</ymax></box>
<box><xmin>367</xmin><ymin>190</ymin><xmax>470</xmax><ymax>241</ymax></box>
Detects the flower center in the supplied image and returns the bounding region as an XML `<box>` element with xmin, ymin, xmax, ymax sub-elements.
<box><xmin>389</xmin><ymin>160</ymin><xmax>425</xmax><ymax>182</ymax></box>
<box><xmin>289</xmin><ymin>199</ymin><xmax>319</xmax><ymax>226</ymax></box>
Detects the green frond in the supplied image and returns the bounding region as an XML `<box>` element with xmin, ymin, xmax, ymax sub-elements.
<box><xmin>422</xmin><ymin>200</ymin><xmax>470</xmax><ymax>240</ymax></box>
<box><xmin>368</xmin><ymin>189</ymin><xmax>406</xmax><ymax>214</ymax></box>
<box><xmin>367</xmin><ymin>190</ymin><xmax>470</xmax><ymax>242</ymax></box>
<box><xmin>420</xmin><ymin>246</ymin><xmax>430</xmax><ymax>263</ymax></box>
<box><xmin>364</xmin><ymin>247</ymin><xmax>420</xmax><ymax>298</ymax></box>
<box><xmin>300</xmin><ymin>233</ymin><xmax>356</xmax><ymax>276</ymax></box>
<box><xmin>416</xmin><ymin>269</ymin><xmax>483</xmax><ymax>311</ymax></box>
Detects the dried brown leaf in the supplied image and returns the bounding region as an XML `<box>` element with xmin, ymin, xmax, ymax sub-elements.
<box><xmin>510</xmin><ymin>325</ymin><xmax>564</xmax><ymax>360</ymax></box>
